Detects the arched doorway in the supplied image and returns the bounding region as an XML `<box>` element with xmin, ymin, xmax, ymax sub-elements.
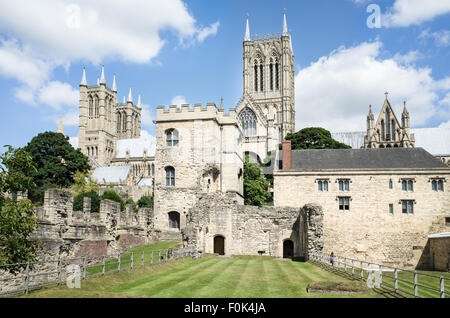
<box><xmin>168</xmin><ymin>211</ymin><xmax>180</xmax><ymax>230</ymax></box>
<box><xmin>214</xmin><ymin>236</ymin><xmax>225</xmax><ymax>255</ymax></box>
<box><xmin>283</xmin><ymin>240</ymin><xmax>294</xmax><ymax>259</ymax></box>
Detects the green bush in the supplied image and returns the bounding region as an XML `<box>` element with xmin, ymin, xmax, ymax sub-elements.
<box><xmin>28</xmin><ymin>183</ymin><xmax>60</xmax><ymax>204</ymax></box>
<box><xmin>101</xmin><ymin>190</ymin><xmax>125</xmax><ymax>211</ymax></box>
<box><xmin>126</xmin><ymin>198</ymin><xmax>138</xmax><ymax>213</ymax></box>
<box><xmin>137</xmin><ymin>195</ymin><xmax>153</xmax><ymax>208</ymax></box>
<box><xmin>73</xmin><ymin>190</ymin><xmax>100</xmax><ymax>212</ymax></box>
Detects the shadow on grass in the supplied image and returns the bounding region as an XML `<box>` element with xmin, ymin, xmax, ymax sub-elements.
<box><xmin>309</xmin><ymin>260</ymin><xmax>406</xmax><ymax>299</ymax></box>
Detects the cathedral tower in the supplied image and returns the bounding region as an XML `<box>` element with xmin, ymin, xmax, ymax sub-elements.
<box><xmin>237</xmin><ymin>12</ymin><xmax>295</xmax><ymax>161</ymax></box>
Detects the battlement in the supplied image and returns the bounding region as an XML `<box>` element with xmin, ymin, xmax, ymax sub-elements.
<box><xmin>247</xmin><ymin>34</ymin><xmax>282</xmax><ymax>43</ymax></box>
<box><xmin>156</xmin><ymin>103</ymin><xmax>238</xmax><ymax>124</ymax></box>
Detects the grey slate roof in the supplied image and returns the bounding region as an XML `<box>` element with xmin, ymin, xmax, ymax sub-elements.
<box><xmin>92</xmin><ymin>166</ymin><xmax>131</xmax><ymax>184</ymax></box>
<box><xmin>288</xmin><ymin>148</ymin><xmax>449</xmax><ymax>171</ymax></box>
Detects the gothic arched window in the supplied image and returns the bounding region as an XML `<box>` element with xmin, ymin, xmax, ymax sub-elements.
<box><xmin>122</xmin><ymin>111</ymin><xmax>127</xmax><ymax>132</ymax></box>
<box><xmin>391</xmin><ymin>120</ymin><xmax>396</xmax><ymax>141</ymax></box>
<box><xmin>240</xmin><ymin>107</ymin><xmax>257</xmax><ymax>136</ymax></box>
<box><xmin>166</xmin><ymin>129</ymin><xmax>179</xmax><ymax>147</ymax></box>
<box><xmin>254</xmin><ymin>60</ymin><xmax>258</xmax><ymax>92</ymax></box>
<box><xmin>89</xmin><ymin>96</ymin><xmax>93</xmax><ymax>118</ymax></box>
<box><xmin>165</xmin><ymin>166</ymin><xmax>175</xmax><ymax>186</ymax></box>
<box><xmin>117</xmin><ymin>112</ymin><xmax>121</xmax><ymax>133</ymax></box>
<box><xmin>381</xmin><ymin>119</ymin><xmax>385</xmax><ymax>141</ymax></box>
<box><xmin>94</xmin><ymin>95</ymin><xmax>99</xmax><ymax>118</ymax></box>
<box><xmin>168</xmin><ymin>211</ymin><xmax>180</xmax><ymax>230</ymax></box>
<box><xmin>275</xmin><ymin>61</ymin><xmax>279</xmax><ymax>90</ymax></box>
<box><xmin>385</xmin><ymin>110</ymin><xmax>391</xmax><ymax>140</ymax></box>
<box><xmin>269</xmin><ymin>59</ymin><xmax>274</xmax><ymax>90</ymax></box>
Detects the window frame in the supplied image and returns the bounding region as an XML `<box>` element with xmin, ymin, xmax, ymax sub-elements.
<box><xmin>165</xmin><ymin>166</ymin><xmax>175</xmax><ymax>187</ymax></box>
<box><xmin>166</xmin><ymin>129</ymin><xmax>179</xmax><ymax>147</ymax></box>
<box><xmin>338</xmin><ymin>196</ymin><xmax>350</xmax><ymax>211</ymax></box>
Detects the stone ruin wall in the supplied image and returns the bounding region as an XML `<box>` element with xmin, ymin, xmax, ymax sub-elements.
<box><xmin>31</xmin><ymin>189</ymin><xmax>156</xmax><ymax>261</ymax></box>
<box><xmin>182</xmin><ymin>193</ymin><xmax>324</xmax><ymax>259</ymax></box>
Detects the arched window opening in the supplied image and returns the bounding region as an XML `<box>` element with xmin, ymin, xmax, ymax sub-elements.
<box><xmin>385</xmin><ymin>110</ymin><xmax>391</xmax><ymax>141</ymax></box>
<box><xmin>392</xmin><ymin>120</ymin><xmax>396</xmax><ymax>141</ymax></box>
<box><xmin>166</xmin><ymin>129</ymin><xmax>179</xmax><ymax>147</ymax></box>
<box><xmin>381</xmin><ymin>120</ymin><xmax>385</xmax><ymax>141</ymax></box>
<box><xmin>254</xmin><ymin>61</ymin><xmax>258</xmax><ymax>92</ymax></box>
<box><xmin>94</xmin><ymin>96</ymin><xmax>99</xmax><ymax>118</ymax></box>
<box><xmin>260</xmin><ymin>63</ymin><xmax>264</xmax><ymax>92</ymax></box>
<box><xmin>122</xmin><ymin>112</ymin><xmax>127</xmax><ymax>132</ymax></box>
<box><xmin>168</xmin><ymin>212</ymin><xmax>180</xmax><ymax>230</ymax></box>
<box><xmin>239</xmin><ymin>107</ymin><xmax>257</xmax><ymax>137</ymax></box>
<box><xmin>269</xmin><ymin>59</ymin><xmax>274</xmax><ymax>91</ymax></box>
<box><xmin>89</xmin><ymin>96</ymin><xmax>93</xmax><ymax>118</ymax></box>
<box><xmin>152</xmin><ymin>164</ymin><xmax>155</xmax><ymax>176</ymax></box>
<box><xmin>165</xmin><ymin>166</ymin><xmax>175</xmax><ymax>186</ymax></box>
<box><xmin>275</xmin><ymin>61</ymin><xmax>279</xmax><ymax>90</ymax></box>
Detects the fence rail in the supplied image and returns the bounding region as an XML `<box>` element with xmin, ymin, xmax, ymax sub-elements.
<box><xmin>310</xmin><ymin>252</ymin><xmax>450</xmax><ymax>298</ymax></box>
<box><xmin>0</xmin><ymin>246</ymin><xmax>201</xmax><ymax>297</ymax></box>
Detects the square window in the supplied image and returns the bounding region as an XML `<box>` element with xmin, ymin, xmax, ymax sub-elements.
<box><xmin>389</xmin><ymin>179</ymin><xmax>393</xmax><ymax>189</ymax></box>
<box><xmin>402</xmin><ymin>180</ymin><xmax>407</xmax><ymax>191</ymax></box>
<box><xmin>389</xmin><ymin>204</ymin><xmax>393</xmax><ymax>214</ymax></box>
<box><xmin>407</xmin><ymin>180</ymin><xmax>413</xmax><ymax>191</ymax></box>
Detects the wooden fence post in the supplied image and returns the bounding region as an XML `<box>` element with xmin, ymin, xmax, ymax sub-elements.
<box><xmin>158</xmin><ymin>250</ymin><xmax>161</xmax><ymax>264</ymax></box>
<box><xmin>83</xmin><ymin>257</ymin><xmax>87</xmax><ymax>279</ymax></box>
<box><xmin>440</xmin><ymin>277</ymin><xmax>445</xmax><ymax>299</ymax></box>
<box><xmin>57</xmin><ymin>259</ymin><xmax>62</xmax><ymax>286</ymax></box>
<box><xmin>142</xmin><ymin>251</ymin><xmax>144</xmax><ymax>267</ymax></box>
<box><xmin>102</xmin><ymin>256</ymin><xmax>106</xmax><ymax>275</ymax></box>
<box><xmin>414</xmin><ymin>271</ymin><xmax>418</xmax><ymax>297</ymax></box>
<box><xmin>118</xmin><ymin>254</ymin><xmax>121</xmax><ymax>272</ymax></box>
<box><xmin>24</xmin><ymin>262</ymin><xmax>30</xmax><ymax>295</ymax></box>
<box><xmin>131</xmin><ymin>252</ymin><xmax>134</xmax><ymax>269</ymax></box>
<box><xmin>394</xmin><ymin>268</ymin><xmax>398</xmax><ymax>293</ymax></box>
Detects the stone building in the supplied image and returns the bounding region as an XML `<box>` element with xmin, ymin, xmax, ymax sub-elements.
<box><xmin>152</xmin><ymin>103</ymin><xmax>244</xmax><ymax>240</ymax></box>
<box><xmin>274</xmin><ymin>141</ymin><xmax>450</xmax><ymax>268</ymax></box>
<box><xmin>364</xmin><ymin>93</ymin><xmax>415</xmax><ymax>149</ymax></box>
<box><xmin>236</xmin><ymin>13</ymin><xmax>295</xmax><ymax>162</ymax></box>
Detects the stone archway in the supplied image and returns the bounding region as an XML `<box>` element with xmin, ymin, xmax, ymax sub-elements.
<box><xmin>283</xmin><ymin>239</ymin><xmax>294</xmax><ymax>259</ymax></box>
<box><xmin>214</xmin><ymin>235</ymin><xmax>225</xmax><ymax>255</ymax></box>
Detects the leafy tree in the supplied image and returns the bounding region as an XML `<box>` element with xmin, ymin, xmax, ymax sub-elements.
<box><xmin>137</xmin><ymin>195</ymin><xmax>153</xmax><ymax>209</ymax></box>
<box><xmin>101</xmin><ymin>190</ymin><xmax>125</xmax><ymax>211</ymax></box>
<box><xmin>284</xmin><ymin>127</ymin><xmax>351</xmax><ymax>150</ymax></box>
<box><xmin>73</xmin><ymin>190</ymin><xmax>100</xmax><ymax>213</ymax></box>
<box><xmin>71</xmin><ymin>171</ymin><xmax>99</xmax><ymax>197</ymax></box>
<box><xmin>0</xmin><ymin>146</ymin><xmax>40</xmax><ymax>274</ymax></box>
<box><xmin>243</xmin><ymin>156</ymin><xmax>271</xmax><ymax>206</ymax></box>
<box><xmin>23</xmin><ymin>132</ymin><xmax>90</xmax><ymax>203</ymax></box>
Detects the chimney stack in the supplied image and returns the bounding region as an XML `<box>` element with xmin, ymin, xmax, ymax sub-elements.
<box><xmin>282</xmin><ymin>140</ymin><xmax>292</xmax><ymax>170</ymax></box>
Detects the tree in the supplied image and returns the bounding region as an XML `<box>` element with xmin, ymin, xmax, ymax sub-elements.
<box><xmin>125</xmin><ymin>198</ymin><xmax>138</xmax><ymax>213</ymax></box>
<box><xmin>137</xmin><ymin>195</ymin><xmax>153</xmax><ymax>209</ymax></box>
<box><xmin>285</xmin><ymin>127</ymin><xmax>351</xmax><ymax>150</ymax></box>
<box><xmin>101</xmin><ymin>190</ymin><xmax>125</xmax><ymax>211</ymax></box>
<box><xmin>243</xmin><ymin>156</ymin><xmax>271</xmax><ymax>206</ymax></box>
<box><xmin>71</xmin><ymin>171</ymin><xmax>99</xmax><ymax>197</ymax></box>
<box><xmin>24</xmin><ymin>132</ymin><xmax>90</xmax><ymax>203</ymax></box>
<box><xmin>73</xmin><ymin>190</ymin><xmax>100</xmax><ymax>213</ymax></box>
<box><xmin>0</xmin><ymin>146</ymin><xmax>40</xmax><ymax>274</ymax></box>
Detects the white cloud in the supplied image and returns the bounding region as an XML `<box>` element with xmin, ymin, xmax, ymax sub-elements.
<box><xmin>393</xmin><ymin>50</ymin><xmax>423</xmax><ymax>65</ymax></box>
<box><xmin>295</xmin><ymin>41</ymin><xmax>450</xmax><ymax>133</ymax></box>
<box><xmin>170</xmin><ymin>95</ymin><xmax>188</xmax><ymax>106</ymax></box>
<box><xmin>140</xmin><ymin>103</ymin><xmax>153</xmax><ymax>127</ymax></box>
<box><xmin>69</xmin><ymin>136</ymin><xmax>79</xmax><ymax>149</ymax></box>
<box><xmin>382</xmin><ymin>0</ymin><xmax>450</xmax><ymax>27</ymax></box>
<box><xmin>419</xmin><ymin>29</ymin><xmax>450</xmax><ymax>47</ymax></box>
<box><xmin>197</xmin><ymin>21</ymin><xmax>220</xmax><ymax>43</ymax></box>
<box><xmin>38</xmin><ymin>81</ymin><xmax>79</xmax><ymax>109</ymax></box>
<box><xmin>0</xmin><ymin>0</ymin><xmax>217</xmax><ymax>109</ymax></box>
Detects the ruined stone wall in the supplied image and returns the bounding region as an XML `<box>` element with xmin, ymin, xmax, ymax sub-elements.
<box><xmin>429</xmin><ymin>236</ymin><xmax>450</xmax><ymax>271</ymax></box>
<box><xmin>274</xmin><ymin>171</ymin><xmax>450</xmax><ymax>269</ymax></box>
<box><xmin>182</xmin><ymin>193</ymin><xmax>323</xmax><ymax>259</ymax></box>
<box><xmin>98</xmin><ymin>184</ymin><xmax>153</xmax><ymax>202</ymax></box>
<box><xmin>31</xmin><ymin>189</ymin><xmax>155</xmax><ymax>261</ymax></box>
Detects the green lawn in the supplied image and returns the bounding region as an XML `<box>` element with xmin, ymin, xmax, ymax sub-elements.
<box><xmin>19</xmin><ymin>255</ymin><xmax>390</xmax><ymax>298</ymax></box>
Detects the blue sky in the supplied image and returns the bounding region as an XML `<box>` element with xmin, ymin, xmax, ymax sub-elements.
<box><xmin>0</xmin><ymin>0</ymin><xmax>449</xmax><ymax>149</ymax></box>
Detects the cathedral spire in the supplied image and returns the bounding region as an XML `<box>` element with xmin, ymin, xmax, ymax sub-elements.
<box><xmin>80</xmin><ymin>67</ymin><xmax>87</xmax><ymax>86</ymax></box>
<box><xmin>57</xmin><ymin>117</ymin><xmax>65</xmax><ymax>136</ymax></box>
<box><xmin>100</xmin><ymin>65</ymin><xmax>106</xmax><ymax>85</ymax></box>
<box><xmin>128</xmin><ymin>88</ymin><xmax>133</xmax><ymax>103</ymax></box>
<box><xmin>244</xmin><ymin>14</ymin><xmax>251</xmax><ymax>41</ymax></box>
<box><xmin>112</xmin><ymin>74</ymin><xmax>117</xmax><ymax>92</ymax></box>
<box><xmin>402</xmin><ymin>101</ymin><xmax>409</xmax><ymax>117</ymax></box>
<box><xmin>282</xmin><ymin>9</ymin><xmax>289</xmax><ymax>36</ymax></box>
<box><xmin>220</xmin><ymin>96</ymin><xmax>224</xmax><ymax>110</ymax></box>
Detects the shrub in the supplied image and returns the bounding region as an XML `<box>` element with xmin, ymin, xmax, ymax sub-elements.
<box><xmin>137</xmin><ymin>195</ymin><xmax>153</xmax><ymax>208</ymax></box>
<box><xmin>126</xmin><ymin>198</ymin><xmax>138</xmax><ymax>213</ymax></box>
<box><xmin>73</xmin><ymin>190</ymin><xmax>100</xmax><ymax>212</ymax></box>
<box><xmin>101</xmin><ymin>190</ymin><xmax>125</xmax><ymax>211</ymax></box>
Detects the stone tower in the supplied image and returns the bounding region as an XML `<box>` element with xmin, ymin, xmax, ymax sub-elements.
<box><xmin>78</xmin><ymin>67</ymin><xmax>142</xmax><ymax>167</ymax></box>
<box><xmin>236</xmin><ymin>12</ymin><xmax>295</xmax><ymax>162</ymax></box>
<box><xmin>364</xmin><ymin>93</ymin><xmax>415</xmax><ymax>148</ymax></box>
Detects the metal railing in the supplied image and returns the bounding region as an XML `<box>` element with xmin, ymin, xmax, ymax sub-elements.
<box><xmin>0</xmin><ymin>246</ymin><xmax>201</xmax><ymax>296</ymax></box>
<box><xmin>310</xmin><ymin>252</ymin><xmax>450</xmax><ymax>298</ymax></box>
